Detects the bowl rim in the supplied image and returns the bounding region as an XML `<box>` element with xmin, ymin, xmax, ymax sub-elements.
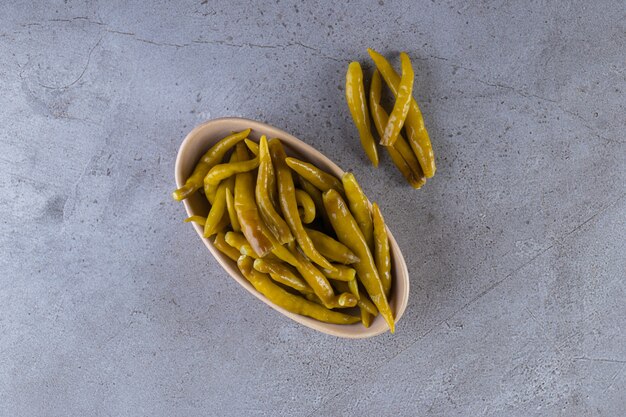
<box><xmin>175</xmin><ymin>117</ymin><xmax>409</xmax><ymax>338</ymax></box>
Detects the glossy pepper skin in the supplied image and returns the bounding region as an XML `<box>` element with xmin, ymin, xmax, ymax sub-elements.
<box><xmin>203</xmin><ymin>153</ymin><xmax>259</xmax><ymax>185</ymax></box>
<box><xmin>213</xmin><ymin>232</ymin><xmax>240</xmax><ymax>262</ymax></box>
<box><xmin>323</xmin><ymin>189</ymin><xmax>395</xmax><ymax>333</ymax></box>
<box><xmin>184</xmin><ymin>215</ymin><xmax>207</xmax><ymax>227</ymax></box>
<box><xmin>372</xmin><ymin>203</ymin><xmax>391</xmax><ymax>297</ymax></box>
<box><xmin>367</xmin><ymin>48</ymin><xmax>436</xmax><ymax>178</ymax></box>
<box><xmin>342</xmin><ymin>173</ymin><xmax>374</xmax><ymax>250</ymax></box>
<box><xmin>224</xmin><ymin>188</ymin><xmax>240</xmax><ymax>232</ymax></box>
<box><xmin>320</xmin><ymin>264</ymin><xmax>357</xmax><ymax>282</ymax></box>
<box><xmin>333</xmin><ymin>280</ymin><xmax>378</xmax><ymax>327</ymax></box>
<box><xmin>233</xmin><ymin>144</ymin><xmax>274</xmax><ymax>257</ymax></box>
<box><xmin>285</xmin><ymin>157</ymin><xmax>345</xmax><ymax>194</ymax></box>
<box><xmin>253</xmin><ymin>258</ymin><xmax>313</xmax><ymax>295</ymax></box>
<box><xmin>172</xmin><ymin>129</ymin><xmax>251</xmax><ymax>200</ymax></box>
<box><xmin>333</xmin><ymin>281</ymin><xmax>378</xmax><ymax>316</ymax></box>
<box><xmin>256</xmin><ymin>136</ymin><xmax>294</xmax><ymax>244</ymax></box>
<box><xmin>225</xmin><ymin>231</ymin><xmax>260</xmax><ymax>257</ymax></box>
<box><xmin>203</xmin><ymin>181</ymin><xmax>229</xmax><ymax>237</ymax></box>
<box><xmin>244</xmin><ymin>138</ymin><xmax>259</xmax><ymax>155</ymax></box>
<box><xmin>304</xmin><ymin>228</ymin><xmax>359</xmax><ymax>265</ymax></box>
<box><xmin>269</xmin><ymin>138</ymin><xmax>335</xmax><ymax>271</ymax></box>
<box><xmin>299</xmin><ymin>177</ymin><xmax>332</xmax><ymax>231</ymax></box>
<box><xmin>289</xmin><ymin>244</ymin><xmax>358</xmax><ymax>309</ymax></box>
<box><xmin>346</xmin><ymin>62</ymin><xmax>379</xmax><ymax>166</ymax></box>
<box><xmin>237</xmin><ymin>256</ymin><xmax>360</xmax><ymax>325</ymax></box>
<box><xmin>370</xmin><ymin>70</ymin><xmax>425</xmax><ymax>188</ymax></box>
<box><xmin>380</xmin><ymin>52</ymin><xmax>414</xmax><ymax>146</ymax></box>
<box><xmin>295</xmin><ymin>189</ymin><xmax>316</xmax><ymax>224</ymax></box>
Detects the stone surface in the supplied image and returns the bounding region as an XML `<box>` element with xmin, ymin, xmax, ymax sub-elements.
<box><xmin>0</xmin><ymin>1</ymin><xmax>624</xmax><ymax>416</ymax></box>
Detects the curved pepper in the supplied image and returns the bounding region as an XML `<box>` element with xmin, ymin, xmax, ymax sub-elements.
<box><xmin>203</xmin><ymin>181</ymin><xmax>229</xmax><ymax>237</ymax></box>
<box><xmin>370</xmin><ymin>70</ymin><xmax>425</xmax><ymax>188</ymax></box>
<box><xmin>342</xmin><ymin>173</ymin><xmax>374</xmax><ymax>250</ymax></box>
<box><xmin>295</xmin><ymin>189</ymin><xmax>316</xmax><ymax>224</ymax></box>
<box><xmin>244</xmin><ymin>138</ymin><xmax>259</xmax><ymax>156</ymax></box>
<box><xmin>345</xmin><ymin>62</ymin><xmax>379</xmax><ymax>166</ymax></box>
<box><xmin>380</xmin><ymin>52</ymin><xmax>414</xmax><ymax>146</ymax></box>
<box><xmin>237</xmin><ymin>256</ymin><xmax>360</xmax><ymax>325</ymax></box>
<box><xmin>289</xmin><ymin>244</ymin><xmax>357</xmax><ymax>309</ymax></box>
<box><xmin>253</xmin><ymin>258</ymin><xmax>313</xmax><ymax>295</ymax></box>
<box><xmin>233</xmin><ymin>143</ymin><xmax>274</xmax><ymax>257</ymax></box>
<box><xmin>320</xmin><ymin>264</ymin><xmax>357</xmax><ymax>282</ymax></box>
<box><xmin>213</xmin><ymin>232</ymin><xmax>240</xmax><ymax>262</ymax></box>
<box><xmin>172</xmin><ymin>129</ymin><xmax>250</xmax><ymax>200</ymax></box>
<box><xmin>285</xmin><ymin>157</ymin><xmax>344</xmax><ymax>194</ymax></box>
<box><xmin>184</xmin><ymin>215</ymin><xmax>207</xmax><ymax>227</ymax></box>
<box><xmin>204</xmin><ymin>154</ymin><xmax>259</xmax><ymax>186</ymax></box>
<box><xmin>269</xmin><ymin>138</ymin><xmax>335</xmax><ymax>271</ymax></box>
<box><xmin>299</xmin><ymin>178</ymin><xmax>331</xmax><ymax>230</ymax></box>
<box><xmin>367</xmin><ymin>48</ymin><xmax>436</xmax><ymax>178</ymax></box>
<box><xmin>372</xmin><ymin>203</ymin><xmax>391</xmax><ymax>297</ymax></box>
<box><xmin>305</xmin><ymin>227</ymin><xmax>359</xmax><ymax>264</ymax></box>
<box><xmin>256</xmin><ymin>136</ymin><xmax>294</xmax><ymax>244</ymax></box>
<box><xmin>323</xmin><ymin>189</ymin><xmax>394</xmax><ymax>333</ymax></box>
<box><xmin>224</xmin><ymin>188</ymin><xmax>240</xmax><ymax>232</ymax></box>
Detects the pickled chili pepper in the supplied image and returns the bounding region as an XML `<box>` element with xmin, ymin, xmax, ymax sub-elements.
<box><xmin>237</xmin><ymin>256</ymin><xmax>360</xmax><ymax>325</ymax></box>
<box><xmin>269</xmin><ymin>138</ymin><xmax>335</xmax><ymax>271</ymax></box>
<box><xmin>372</xmin><ymin>202</ymin><xmax>391</xmax><ymax>297</ymax></box>
<box><xmin>370</xmin><ymin>70</ymin><xmax>425</xmax><ymax>188</ymax></box>
<box><xmin>233</xmin><ymin>144</ymin><xmax>274</xmax><ymax>257</ymax></box>
<box><xmin>367</xmin><ymin>48</ymin><xmax>436</xmax><ymax>177</ymax></box>
<box><xmin>323</xmin><ymin>189</ymin><xmax>394</xmax><ymax>333</ymax></box>
<box><xmin>342</xmin><ymin>173</ymin><xmax>374</xmax><ymax>250</ymax></box>
<box><xmin>285</xmin><ymin>157</ymin><xmax>344</xmax><ymax>194</ymax></box>
<box><xmin>380</xmin><ymin>52</ymin><xmax>414</xmax><ymax>146</ymax></box>
<box><xmin>346</xmin><ymin>62</ymin><xmax>379</xmax><ymax>166</ymax></box>
<box><xmin>173</xmin><ymin>129</ymin><xmax>250</xmax><ymax>200</ymax></box>
<box><xmin>256</xmin><ymin>136</ymin><xmax>294</xmax><ymax>244</ymax></box>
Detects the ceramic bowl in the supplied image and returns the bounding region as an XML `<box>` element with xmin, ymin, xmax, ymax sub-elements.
<box><xmin>174</xmin><ymin>117</ymin><xmax>409</xmax><ymax>338</ymax></box>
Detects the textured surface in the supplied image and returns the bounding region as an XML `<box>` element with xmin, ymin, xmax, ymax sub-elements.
<box><xmin>1</xmin><ymin>1</ymin><xmax>625</xmax><ymax>416</ymax></box>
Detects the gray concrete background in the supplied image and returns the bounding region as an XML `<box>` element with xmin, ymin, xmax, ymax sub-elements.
<box><xmin>1</xmin><ymin>0</ymin><xmax>625</xmax><ymax>416</ymax></box>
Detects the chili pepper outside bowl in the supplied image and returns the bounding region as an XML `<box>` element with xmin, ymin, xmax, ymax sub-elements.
<box><xmin>174</xmin><ymin>117</ymin><xmax>409</xmax><ymax>338</ymax></box>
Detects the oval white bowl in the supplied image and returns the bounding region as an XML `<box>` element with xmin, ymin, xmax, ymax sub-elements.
<box><xmin>175</xmin><ymin>117</ymin><xmax>409</xmax><ymax>338</ymax></box>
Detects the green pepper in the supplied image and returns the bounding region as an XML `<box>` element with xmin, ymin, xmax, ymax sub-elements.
<box><xmin>367</xmin><ymin>49</ymin><xmax>436</xmax><ymax>178</ymax></box>
<box><xmin>332</xmin><ymin>280</ymin><xmax>378</xmax><ymax>327</ymax></box>
<box><xmin>213</xmin><ymin>232</ymin><xmax>240</xmax><ymax>262</ymax></box>
<box><xmin>372</xmin><ymin>203</ymin><xmax>391</xmax><ymax>297</ymax></box>
<box><xmin>203</xmin><ymin>181</ymin><xmax>229</xmax><ymax>237</ymax></box>
<box><xmin>299</xmin><ymin>177</ymin><xmax>332</xmax><ymax>230</ymax></box>
<box><xmin>346</xmin><ymin>62</ymin><xmax>379</xmax><ymax>166</ymax></box>
<box><xmin>295</xmin><ymin>189</ymin><xmax>316</xmax><ymax>224</ymax></box>
<box><xmin>224</xmin><ymin>188</ymin><xmax>241</xmax><ymax>232</ymax></box>
<box><xmin>370</xmin><ymin>70</ymin><xmax>425</xmax><ymax>188</ymax></box>
<box><xmin>256</xmin><ymin>136</ymin><xmax>294</xmax><ymax>244</ymax></box>
<box><xmin>237</xmin><ymin>256</ymin><xmax>360</xmax><ymax>325</ymax></box>
<box><xmin>289</xmin><ymin>244</ymin><xmax>357</xmax><ymax>309</ymax></box>
<box><xmin>342</xmin><ymin>173</ymin><xmax>374</xmax><ymax>250</ymax></box>
<box><xmin>203</xmin><ymin>154</ymin><xmax>259</xmax><ymax>186</ymax></box>
<box><xmin>244</xmin><ymin>138</ymin><xmax>259</xmax><ymax>155</ymax></box>
<box><xmin>285</xmin><ymin>157</ymin><xmax>344</xmax><ymax>194</ymax></box>
<box><xmin>269</xmin><ymin>138</ymin><xmax>335</xmax><ymax>271</ymax></box>
<box><xmin>184</xmin><ymin>215</ymin><xmax>207</xmax><ymax>227</ymax></box>
<box><xmin>379</xmin><ymin>52</ymin><xmax>414</xmax><ymax>146</ymax></box>
<box><xmin>253</xmin><ymin>258</ymin><xmax>313</xmax><ymax>295</ymax></box>
<box><xmin>323</xmin><ymin>189</ymin><xmax>394</xmax><ymax>333</ymax></box>
<box><xmin>320</xmin><ymin>264</ymin><xmax>357</xmax><ymax>282</ymax></box>
<box><xmin>304</xmin><ymin>228</ymin><xmax>359</xmax><ymax>265</ymax></box>
<box><xmin>233</xmin><ymin>143</ymin><xmax>274</xmax><ymax>257</ymax></box>
<box><xmin>172</xmin><ymin>129</ymin><xmax>250</xmax><ymax>200</ymax></box>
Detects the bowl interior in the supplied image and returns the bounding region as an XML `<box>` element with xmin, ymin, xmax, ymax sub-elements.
<box><xmin>175</xmin><ymin>117</ymin><xmax>409</xmax><ymax>338</ymax></box>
